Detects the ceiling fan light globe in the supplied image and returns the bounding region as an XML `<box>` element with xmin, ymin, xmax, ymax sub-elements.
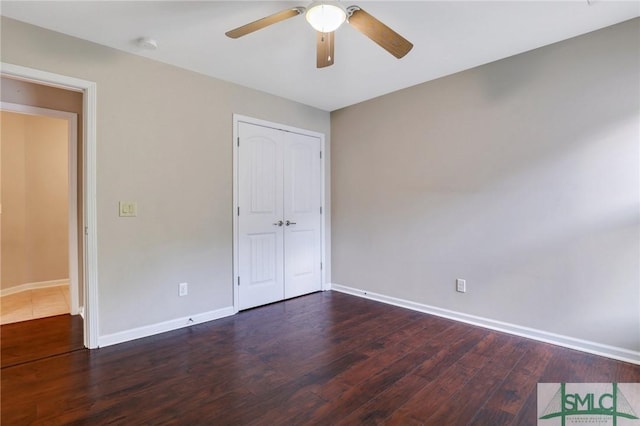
<box><xmin>305</xmin><ymin>1</ymin><xmax>346</xmax><ymax>33</ymax></box>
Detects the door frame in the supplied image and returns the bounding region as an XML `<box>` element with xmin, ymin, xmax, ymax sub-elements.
<box><xmin>0</xmin><ymin>102</ymin><xmax>80</xmax><ymax>315</ymax></box>
<box><xmin>1</xmin><ymin>62</ymin><xmax>99</xmax><ymax>349</ymax></box>
<box><xmin>232</xmin><ymin>114</ymin><xmax>328</xmax><ymax>313</ymax></box>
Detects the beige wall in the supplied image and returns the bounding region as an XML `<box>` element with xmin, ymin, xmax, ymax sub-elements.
<box><xmin>331</xmin><ymin>18</ymin><xmax>640</xmax><ymax>352</ymax></box>
<box><xmin>1</xmin><ymin>112</ymin><xmax>27</xmax><ymax>288</ymax></box>
<box><xmin>1</xmin><ymin>111</ymin><xmax>69</xmax><ymax>288</ymax></box>
<box><xmin>1</xmin><ymin>17</ymin><xmax>331</xmax><ymax>336</ymax></box>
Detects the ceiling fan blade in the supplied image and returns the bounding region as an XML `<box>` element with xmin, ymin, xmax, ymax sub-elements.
<box><xmin>347</xmin><ymin>7</ymin><xmax>413</xmax><ymax>59</ymax></box>
<box><xmin>226</xmin><ymin>7</ymin><xmax>305</xmax><ymax>39</ymax></box>
<box><xmin>317</xmin><ymin>31</ymin><xmax>335</xmax><ymax>68</ymax></box>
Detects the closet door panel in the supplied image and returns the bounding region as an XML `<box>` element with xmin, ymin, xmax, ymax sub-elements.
<box><xmin>237</xmin><ymin>123</ymin><xmax>284</xmax><ymax>310</ymax></box>
<box><xmin>283</xmin><ymin>132</ymin><xmax>322</xmax><ymax>299</ymax></box>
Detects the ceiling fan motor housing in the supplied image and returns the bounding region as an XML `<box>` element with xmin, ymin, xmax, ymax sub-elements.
<box><xmin>305</xmin><ymin>1</ymin><xmax>348</xmax><ymax>33</ymax></box>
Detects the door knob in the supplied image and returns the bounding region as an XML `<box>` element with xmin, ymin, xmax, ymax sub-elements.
<box><xmin>285</xmin><ymin>220</ymin><xmax>297</xmax><ymax>226</ymax></box>
<box><xmin>273</xmin><ymin>220</ymin><xmax>284</xmax><ymax>227</ymax></box>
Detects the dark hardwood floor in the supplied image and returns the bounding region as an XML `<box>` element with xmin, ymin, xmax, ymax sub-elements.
<box><xmin>1</xmin><ymin>314</ymin><xmax>84</xmax><ymax>369</ymax></box>
<box><xmin>1</xmin><ymin>291</ymin><xmax>638</xmax><ymax>425</ymax></box>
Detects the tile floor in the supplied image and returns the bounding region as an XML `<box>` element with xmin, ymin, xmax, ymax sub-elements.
<box><xmin>0</xmin><ymin>285</ymin><xmax>70</xmax><ymax>325</ymax></box>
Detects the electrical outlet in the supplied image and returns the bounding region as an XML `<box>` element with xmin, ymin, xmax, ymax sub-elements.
<box><xmin>179</xmin><ymin>282</ymin><xmax>188</xmax><ymax>296</ymax></box>
<box><xmin>456</xmin><ymin>278</ymin><xmax>466</xmax><ymax>293</ymax></box>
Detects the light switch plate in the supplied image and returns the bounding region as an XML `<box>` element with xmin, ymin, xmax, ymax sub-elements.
<box><xmin>119</xmin><ymin>201</ymin><xmax>137</xmax><ymax>217</ymax></box>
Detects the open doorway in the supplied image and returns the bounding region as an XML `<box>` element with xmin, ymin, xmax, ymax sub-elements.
<box><xmin>0</xmin><ymin>71</ymin><xmax>97</xmax><ymax>361</ymax></box>
<box><xmin>0</xmin><ymin>65</ymin><xmax>99</xmax><ymax>350</ymax></box>
<box><xmin>1</xmin><ymin>106</ymin><xmax>79</xmax><ymax>324</ymax></box>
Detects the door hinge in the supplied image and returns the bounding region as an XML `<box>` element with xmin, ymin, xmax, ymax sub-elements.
<box><xmin>320</xmin><ymin>262</ymin><xmax>323</xmax><ymax>270</ymax></box>
<box><xmin>84</xmin><ymin>226</ymin><xmax>88</xmax><ymax>235</ymax></box>
<box><xmin>320</xmin><ymin>206</ymin><xmax>322</xmax><ymax>214</ymax></box>
<box><xmin>320</xmin><ymin>151</ymin><xmax>322</xmax><ymax>159</ymax></box>
<box><xmin>237</xmin><ymin>276</ymin><xmax>240</xmax><ymax>286</ymax></box>
<box><xmin>237</xmin><ymin>206</ymin><xmax>240</xmax><ymax>216</ymax></box>
<box><xmin>237</xmin><ymin>137</ymin><xmax>240</xmax><ymax>147</ymax></box>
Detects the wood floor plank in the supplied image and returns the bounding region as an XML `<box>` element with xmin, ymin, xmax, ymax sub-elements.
<box><xmin>386</xmin><ymin>332</ymin><xmax>518</xmax><ymax>424</ymax></box>
<box><xmin>306</xmin><ymin>319</ymin><xmax>460</xmax><ymax>403</ymax></box>
<box><xmin>477</xmin><ymin>341</ymin><xmax>555</xmax><ymax>419</ymax></box>
<box><xmin>422</xmin><ymin>336</ymin><xmax>527</xmax><ymax>425</ymax></box>
<box><xmin>470</xmin><ymin>407</ymin><xmax>516</xmax><ymax>426</ymax></box>
<box><xmin>303</xmin><ymin>349</ymin><xmax>436</xmax><ymax>425</ymax></box>
<box><xmin>1</xmin><ymin>291</ymin><xmax>638</xmax><ymax>425</ymax></box>
<box><xmin>512</xmin><ymin>389</ymin><xmax>538</xmax><ymax>426</ymax></box>
<box><xmin>0</xmin><ymin>314</ymin><xmax>83</xmax><ymax>368</ymax></box>
<box><xmin>335</xmin><ymin>373</ymin><xmax>429</xmax><ymax>425</ymax></box>
<box><xmin>618</xmin><ymin>360</ymin><xmax>640</xmax><ymax>382</ymax></box>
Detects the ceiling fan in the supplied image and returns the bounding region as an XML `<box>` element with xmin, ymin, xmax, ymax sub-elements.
<box><xmin>225</xmin><ymin>1</ymin><xmax>413</xmax><ymax>68</ymax></box>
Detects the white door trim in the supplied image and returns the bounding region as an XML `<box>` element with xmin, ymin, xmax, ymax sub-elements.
<box><xmin>1</xmin><ymin>62</ymin><xmax>99</xmax><ymax>349</ymax></box>
<box><xmin>1</xmin><ymin>102</ymin><xmax>80</xmax><ymax>315</ymax></box>
<box><xmin>232</xmin><ymin>114</ymin><xmax>327</xmax><ymax>313</ymax></box>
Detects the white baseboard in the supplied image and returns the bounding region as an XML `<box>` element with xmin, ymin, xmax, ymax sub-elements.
<box><xmin>331</xmin><ymin>283</ymin><xmax>640</xmax><ymax>365</ymax></box>
<box><xmin>98</xmin><ymin>306</ymin><xmax>235</xmax><ymax>348</ymax></box>
<box><xmin>1</xmin><ymin>279</ymin><xmax>69</xmax><ymax>297</ymax></box>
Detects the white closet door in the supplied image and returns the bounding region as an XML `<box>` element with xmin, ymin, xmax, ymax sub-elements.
<box><xmin>283</xmin><ymin>131</ymin><xmax>322</xmax><ymax>299</ymax></box>
<box><xmin>237</xmin><ymin>121</ymin><xmax>322</xmax><ymax>310</ymax></box>
<box><xmin>238</xmin><ymin>123</ymin><xmax>284</xmax><ymax>310</ymax></box>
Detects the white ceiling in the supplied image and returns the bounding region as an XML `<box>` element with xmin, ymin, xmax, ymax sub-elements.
<box><xmin>2</xmin><ymin>1</ymin><xmax>638</xmax><ymax>111</ymax></box>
